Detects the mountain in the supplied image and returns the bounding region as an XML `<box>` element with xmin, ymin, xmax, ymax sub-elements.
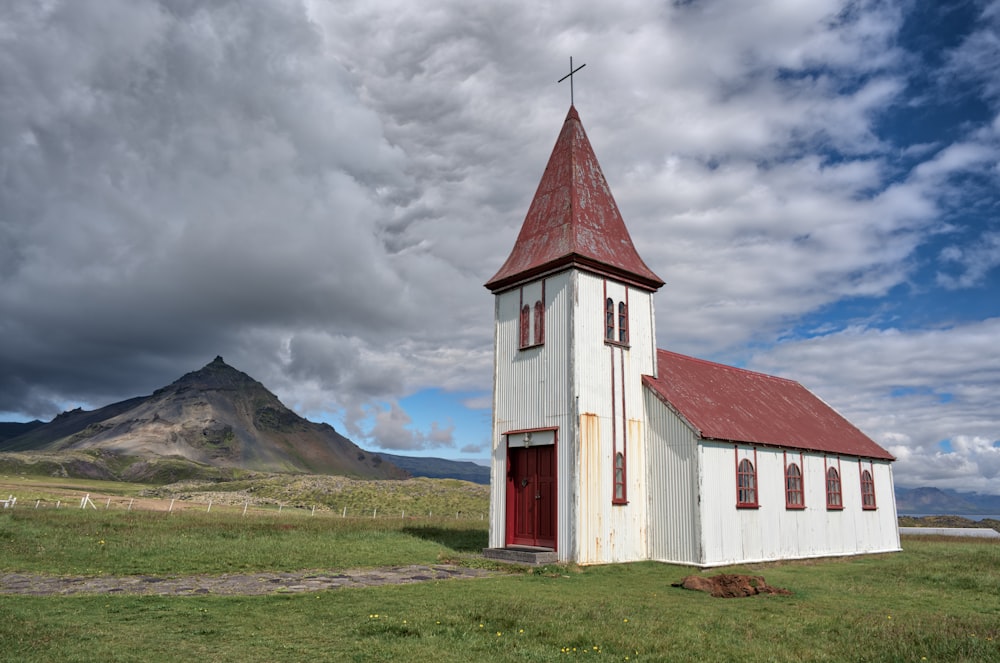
<box><xmin>0</xmin><ymin>356</ymin><xmax>406</xmax><ymax>480</ymax></box>
<box><xmin>895</xmin><ymin>486</ymin><xmax>1000</xmax><ymax>515</ymax></box>
<box><xmin>0</xmin><ymin>420</ymin><xmax>44</xmax><ymax>442</ymax></box>
<box><xmin>379</xmin><ymin>453</ymin><xmax>490</xmax><ymax>484</ymax></box>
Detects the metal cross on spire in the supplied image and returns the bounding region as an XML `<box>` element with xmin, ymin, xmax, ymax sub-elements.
<box><xmin>557</xmin><ymin>56</ymin><xmax>586</xmax><ymax>106</ymax></box>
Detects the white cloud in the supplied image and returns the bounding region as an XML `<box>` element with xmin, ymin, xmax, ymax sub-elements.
<box><xmin>0</xmin><ymin>0</ymin><xmax>998</xmax><ymax>472</ymax></box>
<box><xmin>748</xmin><ymin>319</ymin><xmax>1000</xmax><ymax>492</ymax></box>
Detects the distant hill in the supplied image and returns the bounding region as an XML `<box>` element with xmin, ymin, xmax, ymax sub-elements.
<box><xmin>379</xmin><ymin>453</ymin><xmax>489</xmax><ymax>484</ymax></box>
<box><xmin>0</xmin><ymin>356</ymin><xmax>407</xmax><ymax>480</ymax></box>
<box><xmin>0</xmin><ymin>420</ymin><xmax>44</xmax><ymax>442</ymax></box>
<box><xmin>895</xmin><ymin>486</ymin><xmax>1000</xmax><ymax>515</ymax></box>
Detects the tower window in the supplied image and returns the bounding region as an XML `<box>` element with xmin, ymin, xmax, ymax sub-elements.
<box><xmin>605</xmin><ymin>298</ymin><xmax>615</xmax><ymax>341</ymax></box>
<box><xmin>613</xmin><ymin>451</ymin><xmax>627</xmax><ymax>504</ymax></box>
<box><xmin>534</xmin><ymin>300</ymin><xmax>545</xmax><ymax>345</ymax></box>
<box><xmin>519</xmin><ymin>304</ymin><xmax>530</xmax><ymax>348</ymax></box>
<box><xmin>518</xmin><ymin>284</ymin><xmax>545</xmax><ymax>350</ymax></box>
<box><xmin>618</xmin><ymin>301</ymin><xmax>628</xmax><ymax>344</ymax></box>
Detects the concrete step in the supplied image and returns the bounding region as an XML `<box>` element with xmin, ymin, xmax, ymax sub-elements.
<box><xmin>482</xmin><ymin>547</ymin><xmax>558</xmax><ymax>566</ymax></box>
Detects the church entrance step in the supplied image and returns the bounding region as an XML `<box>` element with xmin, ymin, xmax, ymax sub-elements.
<box><xmin>482</xmin><ymin>547</ymin><xmax>558</xmax><ymax>566</ymax></box>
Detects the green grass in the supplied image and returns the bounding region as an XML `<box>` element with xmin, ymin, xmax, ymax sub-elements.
<box><xmin>139</xmin><ymin>474</ymin><xmax>490</xmax><ymax>519</ymax></box>
<box><xmin>1</xmin><ymin>538</ymin><xmax>999</xmax><ymax>662</ymax></box>
<box><xmin>0</xmin><ymin>510</ymin><xmax>487</xmax><ymax>575</ymax></box>
<box><xmin>2</xmin><ymin>507</ymin><xmax>1000</xmax><ymax>662</ymax></box>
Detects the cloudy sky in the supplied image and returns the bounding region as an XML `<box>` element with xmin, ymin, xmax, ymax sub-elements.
<box><xmin>2</xmin><ymin>0</ymin><xmax>998</xmax><ymax>493</ymax></box>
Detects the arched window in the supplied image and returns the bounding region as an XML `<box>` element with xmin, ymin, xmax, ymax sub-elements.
<box><xmin>605</xmin><ymin>298</ymin><xmax>615</xmax><ymax>341</ymax></box>
<box><xmin>519</xmin><ymin>304</ymin><xmax>530</xmax><ymax>348</ymax></box>
<box><xmin>860</xmin><ymin>469</ymin><xmax>876</xmax><ymax>510</ymax></box>
<box><xmin>613</xmin><ymin>452</ymin><xmax>627</xmax><ymax>504</ymax></box>
<box><xmin>618</xmin><ymin>301</ymin><xmax>629</xmax><ymax>344</ymax></box>
<box><xmin>785</xmin><ymin>463</ymin><xmax>804</xmax><ymax>509</ymax></box>
<box><xmin>533</xmin><ymin>300</ymin><xmax>545</xmax><ymax>345</ymax></box>
<box><xmin>737</xmin><ymin>458</ymin><xmax>758</xmax><ymax>507</ymax></box>
<box><xmin>826</xmin><ymin>467</ymin><xmax>843</xmax><ymax>509</ymax></box>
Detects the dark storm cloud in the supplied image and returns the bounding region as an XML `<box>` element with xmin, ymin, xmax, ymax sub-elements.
<box><xmin>1</xmin><ymin>0</ymin><xmax>999</xmax><ymax>483</ymax></box>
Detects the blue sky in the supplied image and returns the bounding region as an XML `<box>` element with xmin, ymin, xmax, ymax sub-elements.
<box><xmin>1</xmin><ymin>0</ymin><xmax>998</xmax><ymax>491</ymax></box>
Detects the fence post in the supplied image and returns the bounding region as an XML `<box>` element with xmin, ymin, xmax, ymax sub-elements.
<box><xmin>243</xmin><ymin>502</ymin><xmax>249</xmax><ymax>517</ymax></box>
<box><xmin>311</xmin><ymin>505</ymin><xmax>316</xmax><ymax>516</ymax></box>
<box><xmin>342</xmin><ymin>506</ymin><xmax>346</xmax><ymax>518</ymax></box>
<box><xmin>106</xmin><ymin>498</ymin><xmax>111</xmax><ymax>509</ymax></box>
<box><xmin>127</xmin><ymin>498</ymin><xmax>133</xmax><ymax>511</ymax></box>
<box><xmin>373</xmin><ymin>508</ymin><xmax>377</xmax><ymax>519</ymax></box>
<box><xmin>168</xmin><ymin>499</ymin><xmax>175</xmax><ymax>513</ymax></box>
<box><xmin>207</xmin><ymin>500</ymin><xmax>212</xmax><ymax>513</ymax></box>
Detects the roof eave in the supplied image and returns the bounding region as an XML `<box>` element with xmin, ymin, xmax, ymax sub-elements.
<box><xmin>486</xmin><ymin>254</ymin><xmax>665</xmax><ymax>293</ymax></box>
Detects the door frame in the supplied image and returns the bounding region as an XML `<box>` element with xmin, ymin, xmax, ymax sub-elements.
<box><xmin>504</xmin><ymin>427</ymin><xmax>558</xmax><ymax>550</ymax></box>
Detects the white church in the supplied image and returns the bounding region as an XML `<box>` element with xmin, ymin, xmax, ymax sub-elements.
<box><xmin>483</xmin><ymin>106</ymin><xmax>901</xmax><ymax>567</ymax></box>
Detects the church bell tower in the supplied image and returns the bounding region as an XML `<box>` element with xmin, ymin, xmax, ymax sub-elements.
<box><xmin>484</xmin><ymin>106</ymin><xmax>663</xmax><ymax>563</ymax></box>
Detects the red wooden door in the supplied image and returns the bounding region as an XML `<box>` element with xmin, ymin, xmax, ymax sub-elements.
<box><xmin>507</xmin><ymin>445</ymin><xmax>556</xmax><ymax>549</ymax></box>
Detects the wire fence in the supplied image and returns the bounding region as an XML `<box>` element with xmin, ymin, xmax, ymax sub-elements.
<box><xmin>1</xmin><ymin>492</ymin><xmax>488</xmax><ymax>522</ymax></box>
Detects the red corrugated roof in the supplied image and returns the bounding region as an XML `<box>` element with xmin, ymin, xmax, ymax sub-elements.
<box><xmin>485</xmin><ymin>106</ymin><xmax>664</xmax><ymax>293</ymax></box>
<box><xmin>643</xmin><ymin>350</ymin><xmax>894</xmax><ymax>460</ymax></box>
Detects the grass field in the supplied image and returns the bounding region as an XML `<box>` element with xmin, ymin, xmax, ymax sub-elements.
<box><xmin>2</xmin><ymin>479</ymin><xmax>1000</xmax><ymax>662</ymax></box>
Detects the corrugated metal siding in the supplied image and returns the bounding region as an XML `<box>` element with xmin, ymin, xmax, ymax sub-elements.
<box><xmin>572</xmin><ymin>273</ymin><xmax>653</xmax><ymax>563</ymax></box>
<box><xmin>489</xmin><ymin>271</ymin><xmax>577</xmax><ymax>555</ymax></box>
<box><xmin>697</xmin><ymin>442</ymin><xmax>902</xmax><ymax>566</ymax></box>
<box><xmin>644</xmin><ymin>389</ymin><xmax>700</xmax><ymax>564</ymax></box>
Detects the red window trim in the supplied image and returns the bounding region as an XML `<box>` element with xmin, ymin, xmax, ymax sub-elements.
<box><xmin>519</xmin><ymin>303</ymin><xmax>530</xmax><ymax>348</ymax></box>
<box><xmin>612</xmin><ymin>451</ymin><xmax>627</xmax><ymax>505</ymax></box>
<box><xmin>859</xmin><ymin>460</ymin><xmax>877</xmax><ymax>510</ymax></box>
<box><xmin>735</xmin><ymin>446</ymin><xmax>759</xmax><ymax>508</ymax></box>
<box><xmin>601</xmin><ymin>280</ymin><xmax>631</xmax><ymax>348</ymax></box>
<box><xmin>605</xmin><ymin>297</ymin><xmax>615</xmax><ymax>341</ymax></box>
<box><xmin>784</xmin><ymin>450</ymin><xmax>805</xmax><ymax>510</ymax></box>
<box><xmin>518</xmin><ymin>283</ymin><xmax>545</xmax><ymax>350</ymax></box>
<box><xmin>534</xmin><ymin>300</ymin><xmax>545</xmax><ymax>345</ymax></box>
<box><xmin>611</xmin><ymin>350</ymin><xmax>628</xmax><ymax>505</ymax></box>
<box><xmin>618</xmin><ymin>300</ymin><xmax>629</xmax><ymax>344</ymax></box>
<box><xmin>825</xmin><ymin>457</ymin><xmax>843</xmax><ymax>510</ymax></box>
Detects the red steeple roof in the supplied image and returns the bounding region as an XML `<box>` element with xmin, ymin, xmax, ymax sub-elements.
<box><xmin>485</xmin><ymin>106</ymin><xmax>664</xmax><ymax>293</ymax></box>
<box><xmin>643</xmin><ymin>350</ymin><xmax>895</xmax><ymax>460</ymax></box>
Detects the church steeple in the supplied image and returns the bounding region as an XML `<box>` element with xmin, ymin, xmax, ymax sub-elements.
<box><xmin>485</xmin><ymin>106</ymin><xmax>663</xmax><ymax>293</ymax></box>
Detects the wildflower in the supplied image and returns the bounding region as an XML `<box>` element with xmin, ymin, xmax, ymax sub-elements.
<box><xmin>496</xmin><ymin>632</ymin><xmax>502</xmax><ymax>637</ymax></box>
<box><xmin>623</xmin><ymin>618</ymin><xmax>629</xmax><ymax>623</ymax></box>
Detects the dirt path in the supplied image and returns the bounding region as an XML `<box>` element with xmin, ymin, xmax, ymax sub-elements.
<box><xmin>0</xmin><ymin>565</ymin><xmax>498</xmax><ymax>597</ymax></box>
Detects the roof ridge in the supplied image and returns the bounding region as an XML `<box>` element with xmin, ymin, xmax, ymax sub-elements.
<box><xmin>655</xmin><ymin>349</ymin><xmax>801</xmax><ymax>386</ymax></box>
